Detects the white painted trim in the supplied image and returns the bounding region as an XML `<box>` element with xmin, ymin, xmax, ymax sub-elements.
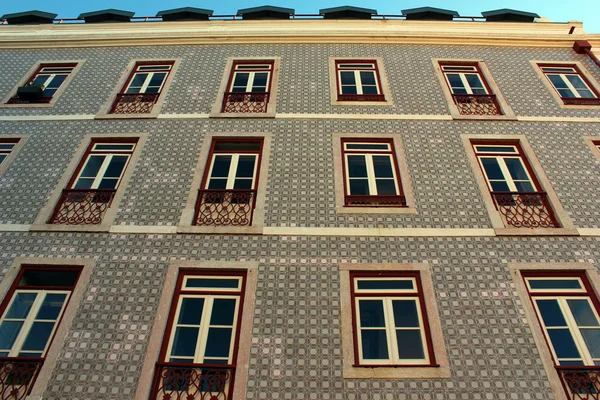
<box><xmin>262</xmin><ymin>227</ymin><xmax>496</xmax><ymax>237</ymax></box>
<box><xmin>109</xmin><ymin>225</ymin><xmax>178</xmax><ymax>234</ymax></box>
<box><xmin>0</xmin><ymin>224</ymin><xmax>31</xmax><ymax>231</ymax></box>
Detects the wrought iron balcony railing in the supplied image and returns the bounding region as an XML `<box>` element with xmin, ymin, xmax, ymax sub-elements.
<box><xmin>0</xmin><ymin>358</ymin><xmax>43</xmax><ymax>400</ymax></box>
<box><xmin>49</xmin><ymin>189</ymin><xmax>116</xmax><ymax>225</ymax></box>
<box><xmin>337</xmin><ymin>93</ymin><xmax>385</xmax><ymax>102</ymax></box>
<box><xmin>453</xmin><ymin>94</ymin><xmax>502</xmax><ymax>116</ymax></box>
<box><xmin>221</xmin><ymin>92</ymin><xmax>269</xmax><ymax>113</ymax></box>
<box><xmin>491</xmin><ymin>191</ymin><xmax>559</xmax><ymax>228</ymax></box>
<box><xmin>194</xmin><ymin>189</ymin><xmax>257</xmax><ymax>226</ymax></box>
<box><xmin>556</xmin><ymin>366</ymin><xmax>600</xmax><ymax>400</ymax></box>
<box><xmin>109</xmin><ymin>92</ymin><xmax>160</xmax><ymax>114</ymax></box>
<box><xmin>345</xmin><ymin>194</ymin><xmax>407</xmax><ymax>207</ymax></box>
<box><xmin>562</xmin><ymin>97</ymin><xmax>600</xmax><ymax>106</ymax></box>
<box><xmin>149</xmin><ymin>363</ymin><xmax>235</xmax><ymax>400</ymax></box>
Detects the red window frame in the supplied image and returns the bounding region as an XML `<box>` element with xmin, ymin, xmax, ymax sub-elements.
<box><xmin>220</xmin><ymin>60</ymin><xmax>275</xmax><ymax>113</ymax></box>
<box><xmin>538</xmin><ymin>63</ymin><xmax>600</xmax><ymax>104</ymax></box>
<box><xmin>335</xmin><ymin>60</ymin><xmax>385</xmax><ymax>101</ymax></box>
<box><xmin>439</xmin><ymin>61</ymin><xmax>494</xmax><ymax>95</ymax></box>
<box><xmin>0</xmin><ymin>139</ymin><xmax>20</xmax><ymax>166</ymax></box>
<box><xmin>225</xmin><ymin>60</ymin><xmax>274</xmax><ymax>94</ymax></box>
<box><xmin>340</xmin><ymin>138</ymin><xmax>406</xmax><ymax>207</ymax></box>
<box><xmin>349</xmin><ymin>271</ymin><xmax>438</xmax><ymax>367</ymax></box>
<box><xmin>471</xmin><ymin>140</ymin><xmax>542</xmax><ymax>193</ymax></box>
<box><xmin>8</xmin><ymin>63</ymin><xmax>77</xmax><ymax>104</ymax></box>
<box><xmin>150</xmin><ymin>270</ymin><xmax>248</xmax><ymax>399</ymax></box>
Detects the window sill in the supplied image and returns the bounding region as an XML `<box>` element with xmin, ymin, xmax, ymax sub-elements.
<box><xmin>0</xmin><ymin>102</ymin><xmax>55</xmax><ymax>108</ymax></box>
<box><xmin>451</xmin><ymin>114</ymin><xmax>517</xmax><ymax>121</ymax></box>
<box><xmin>95</xmin><ymin>112</ymin><xmax>159</xmax><ymax>120</ymax></box>
<box><xmin>331</xmin><ymin>100</ymin><xmax>394</xmax><ymax>107</ymax></box>
<box><xmin>208</xmin><ymin>111</ymin><xmax>276</xmax><ymax>119</ymax></box>
<box><xmin>336</xmin><ymin>206</ymin><xmax>417</xmax><ymax>215</ymax></box>
<box><xmin>494</xmin><ymin>227</ymin><xmax>580</xmax><ymax>236</ymax></box>
<box><xmin>343</xmin><ymin>364</ymin><xmax>450</xmax><ymax>379</ymax></box>
<box><xmin>30</xmin><ymin>223</ymin><xmax>111</xmax><ymax>233</ymax></box>
<box><xmin>177</xmin><ymin>225</ymin><xmax>263</xmax><ymax>235</ymax></box>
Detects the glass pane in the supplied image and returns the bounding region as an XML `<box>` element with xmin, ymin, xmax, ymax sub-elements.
<box><xmin>235</xmin><ymin>156</ymin><xmax>256</xmax><ymax>178</ymax></box>
<box><xmin>0</xmin><ymin>144</ymin><xmax>14</xmax><ymax>150</ymax></box>
<box><xmin>0</xmin><ymin>155</ymin><xmax>6</xmax><ymax>165</ymax></box>
<box><xmin>148</xmin><ymin>73</ymin><xmax>167</xmax><ymax>88</ymax></box>
<box><xmin>347</xmin><ymin>155</ymin><xmax>367</xmax><ymax>178</ymax></box>
<box><xmin>359</xmin><ymin>300</ymin><xmax>386</xmax><ymax>328</ymax></box>
<box><xmin>566</xmin><ymin>75</ymin><xmax>589</xmax><ymax>90</ymax></box>
<box><xmin>204</xmin><ymin>328</ymin><xmax>232</xmax><ymax>358</ymax></box>
<box><xmin>536</xmin><ymin>299</ymin><xmax>567</xmax><ymax>327</ymax></box>
<box><xmin>46</xmin><ymin>74</ymin><xmax>67</xmax><ymax>89</ymax></box>
<box><xmin>559</xmin><ymin>89</ymin><xmax>575</xmax><ymax>98</ymax></box>
<box><xmin>18</xmin><ymin>352</ymin><xmax>43</xmax><ymax>358</ymax></box>
<box><xmin>475</xmin><ymin>146</ymin><xmax>517</xmax><ymax>153</ymax></box>
<box><xmin>0</xmin><ymin>321</ymin><xmax>24</xmax><ymax>350</ymax></box>
<box><xmin>177</xmin><ymin>298</ymin><xmax>204</xmax><ymax>325</ymax></box>
<box><xmin>103</xmin><ymin>156</ymin><xmax>128</xmax><ymax>178</ymax></box>
<box><xmin>362</xmin><ymin>86</ymin><xmax>379</xmax><ymax>95</ymax></box>
<box><xmin>214</xmin><ymin>142</ymin><xmax>260</xmax><ymax>152</ymax></box>
<box><xmin>372</xmin><ymin>156</ymin><xmax>393</xmax><ymax>178</ymax></box>
<box><xmin>94</xmin><ymin>144</ymin><xmax>134</xmax><ymax>151</ymax></box>
<box><xmin>73</xmin><ymin>178</ymin><xmax>94</xmax><ymax>189</ymax></box>
<box><xmin>471</xmin><ymin>88</ymin><xmax>488</xmax><ymax>95</ymax></box>
<box><xmin>514</xmin><ymin>181</ymin><xmax>536</xmax><ymax>192</ymax></box>
<box><xmin>98</xmin><ymin>178</ymin><xmax>118</xmax><ymax>190</ymax></box>
<box><xmin>32</xmin><ymin>75</ymin><xmax>47</xmax><ymax>86</ymax></box>
<box><xmin>36</xmin><ymin>293</ymin><xmax>67</xmax><ymax>320</ymax></box>
<box><xmin>19</xmin><ymin>270</ymin><xmax>79</xmax><ymax>288</ymax></box>
<box><xmin>548</xmin><ymin>75</ymin><xmax>569</xmax><ymax>89</ymax></box>
<box><xmin>356</xmin><ymin>280</ymin><xmax>414</xmax><ymax>291</ymax></box>
<box><xmin>392</xmin><ymin>300</ymin><xmax>420</xmax><ymax>328</ymax></box>
<box><xmin>210</xmin><ymin>299</ymin><xmax>237</xmax><ymax>326</ymax></box>
<box><xmin>210</xmin><ymin>155</ymin><xmax>232</xmax><ymax>178</ymax></box>
<box><xmin>79</xmin><ymin>155</ymin><xmax>106</xmax><ymax>178</ymax></box>
<box><xmin>186</xmin><ymin>278</ymin><xmax>240</xmax><ymax>289</ymax></box>
<box><xmin>252</xmin><ymin>73</ymin><xmax>268</xmax><ymax>90</ymax></box>
<box><xmin>504</xmin><ymin>158</ymin><xmax>531</xmax><ymax>181</ymax></box>
<box><xmin>447</xmin><ymin>74</ymin><xmax>464</xmax><ymax>90</ymax></box>
<box><xmin>568</xmin><ymin>300</ymin><xmax>600</xmax><ymax>326</ymax></box>
<box><xmin>20</xmin><ymin>321</ymin><xmax>54</xmax><ymax>351</ymax></box>
<box><xmin>361</xmin><ymin>330</ymin><xmax>389</xmax><ymax>359</ymax></box>
<box><xmin>490</xmin><ymin>181</ymin><xmax>511</xmax><ymax>192</ymax></box>
<box><xmin>349</xmin><ymin>180</ymin><xmax>369</xmax><ymax>195</ymax></box>
<box><xmin>465</xmin><ymin>74</ymin><xmax>484</xmax><ymax>90</ymax></box>
<box><xmin>375</xmin><ymin>180</ymin><xmax>397</xmax><ymax>195</ymax></box>
<box><xmin>232</xmin><ymin>73</ymin><xmax>249</xmax><ymax>89</ymax></box>
<box><xmin>129</xmin><ymin>73</ymin><xmax>148</xmax><ymax>88</ymax></box>
<box><xmin>359</xmin><ymin>71</ymin><xmax>376</xmax><ymax>86</ymax></box>
<box><xmin>170</xmin><ymin>327</ymin><xmax>199</xmax><ymax>357</ymax></box>
<box><xmin>340</xmin><ymin>71</ymin><xmax>356</xmax><ymax>85</ymax></box>
<box><xmin>578</xmin><ymin>89</ymin><xmax>596</xmax><ymax>99</ymax></box>
<box><xmin>528</xmin><ymin>279</ymin><xmax>582</xmax><ymax>290</ymax></box>
<box><xmin>125</xmin><ymin>87</ymin><xmax>141</xmax><ymax>94</ymax></box>
<box><xmin>548</xmin><ymin>329</ymin><xmax>582</xmax><ymax>359</ymax></box>
<box><xmin>481</xmin><ymin>158</ymin><xmax>505</xmax><ymax>180</ymax></box>
<box><xmin>233</xmin><ymin>179</ymin><xmax>252</xmax><ymax>190</ymax></box>
<box><xmin>5</xmin><ymin>293</ymin><xmax>37</xmax><ymax>319</ymax></box>
<box><xmin>396</xmin><ymin>330</ymin><xmax>425</xmax><ymax>359</ymax></box>
<box><xmin>341</xmin><ymin>86</ymin><xmax>357</xmax><ymax>95</ymax></box>
<box><xmin>581</xmin><ymin>328</ymin><xmax>600</xmax><ymax>358</ymax></box>
<box><xmin>207</xmin><ymin>179</ymin><xmax>227</xmax><ymax>190</ymax></box>
<box><xmin>345</xmin><ymin>143</ymin><xmax>389</xmax><ymax>151</ymax></box>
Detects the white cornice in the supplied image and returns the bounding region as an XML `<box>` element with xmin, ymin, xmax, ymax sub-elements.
<box><xmin>0</xmin><ymin>19</ymin><xmax>596</xmax><ymax>48</ymax></box>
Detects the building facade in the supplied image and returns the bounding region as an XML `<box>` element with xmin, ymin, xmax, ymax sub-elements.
<box><xmin>0</xmin><ymin>7</ymin><xmax>600</xmax><ymax>400</ymax></box>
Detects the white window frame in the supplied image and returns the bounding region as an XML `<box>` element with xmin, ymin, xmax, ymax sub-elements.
<box><xmin>0</xmin><ymin>141</ymin><xmax>17</xmax><ymax>167</ymax></box>
<box><xmin>182</xmin><ymin>276</ymin><xmax>243</xmax><ymax>292</ymax></box>
<box><xmin>343</xmin><ymin>142</ymin><xmax>402</xmax><ymax>197</ymax></box>
<box><xmin>540</xmin><ymin>66</ymin><xmax>598</xmax><ymax>99</ymax></box>
<box><xmin>441</xmin><ymin>65</ymin><xmax>488</xmax><ymax>95</ymax></box>
<box><xmin>165</xmin><ymin>294</ymin><xmax>241</xmax><ymax>364</ymax></box>
<box><xmin>474</xmin><ymin>144</ymin><xmax>538</xmax><ymax>193</ymax></box>
<box><xmin>0</xmin><ymin>289</ymin><xmax>71</xmax><ymax>358</ymax></box>
<box><xmin>124</xmin><ymin>64</ymin><xmax>172</xmax><ymax>94</ymax></box>
<box><xmin>30</xmin><ymin>66</ymin><xmax>76</xmax><ymax>97</ymax></box>
<box><xmin>337</xmin><ymin>63</ymin><xmax>381</xmax><ymax>96</ymax></box>
<box><xmin>229</xmin><ymin>64</ymin><xmax>272</xmax><ymax>93</ymax></box>
<box><xmin>206</xmin><ymin>153</ymin><xmax>258</xmax><ymax>190</ymax></box>
<box><xmin>531</xmin><ymin>293</ymin><xmax>600</xmax><ymax>366</ymax></box>
<box><xmin>71</xmin><ymin>143</ymin><xmax>135</xmax><ymax>190</ymax></box>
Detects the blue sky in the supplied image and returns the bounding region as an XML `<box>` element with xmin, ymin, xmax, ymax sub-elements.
<box><xmin>2</xmin><ymin>0</ymin><xmax>599</xmax><ymax>33</ymax></box>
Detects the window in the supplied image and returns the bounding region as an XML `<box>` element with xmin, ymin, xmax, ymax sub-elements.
<box><xmin>220</xmin><ymin>61</ymin><xmax>274</xmax><ymax>113</ymax></box>
<box><xmin>341</xmin><ymin>139</ymin><xmax>406</xmax><ymax>207</ymax></box>
<box><xmin>194</xmin><ymin>139</ymin><xmax>263</xmax><ymax>226</ymax></box>
<box><xmin>3</xmin><ymin>62</ymin><xmax>79</xmax><ymax>106</ymax></box>
<box><xmin>440</xmin><ymin>63</ymin><xmax>503</xmax><ymax>115</ymax></box>
<box><xmin>335</xmin><ymin>61</ymin><xmax>385</xmax><ymax>101</ymax></box>
<box><xmin>350</xmin><ymin>272</ymin><xmax>436</xmax><ymax>366</ymax></box>
<box><xmin>523</xmin><ymin>271</ymin><xmax>600</xmax><ymax>398</ymax></box>
<box><xmin>471</xmin><ymin>141</ymin><xmax>560</xmax><ymax>228</ymax></box>
<box><xmin>109</xmin><ymin>62</ymin><xmax>174</xmax><ymax>114</ymax></box>
<box><xmin>0</xmin><ymin>139</ymin><xmax>19</xmax><ymax>167</ymax></box>
<box><xmin>149</xmin><ymin>271</ymin><xmax>246</xmax><ymax>400</ymax></box>
<box><xmin>538</xmin><ymin>64</ymin><xmax>600</xmax><ymax>105</ymax></box>
<box><xmin>0</xmin><ymin>266</ymin><xmax>81</xmax><ymax>398</ymax></box>
<box><xmin>48</xmin><ymin>139</ymin><xmax>137</xmax><ymax>225</ymax></box>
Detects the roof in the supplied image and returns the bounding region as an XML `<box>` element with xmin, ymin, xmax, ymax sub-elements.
<box><xmin>320</xmin><ymin>6</ymin><xmax>377</xmax><ymax>19</ymax></box>
<box><xmin>156</xmin><ymin>7</ymin><xmax>214</xmax><ymax>21</ymax></box>
<box><xmin>78</xmin><ymin>9</ymin><xmax>135</xmax><ymax>23</ymax></box>
<box><xmin>1</xmin><ymin>10</ymin><xmax>57</xmax><ymax>24</ymax></box>
<box><xmin>402</xmin><ymin>6</ymin><xmax>458</xmax><ymax>21</ymax></box>
<box><xmin>237</xmin><ymin>5</ymin><xmax>295</xmax><ymax>20</ymax></box>
<box><xmin>482</xmin><ymin>9</ymin><xmax>540</xmax><ymax>23</ymax></box>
